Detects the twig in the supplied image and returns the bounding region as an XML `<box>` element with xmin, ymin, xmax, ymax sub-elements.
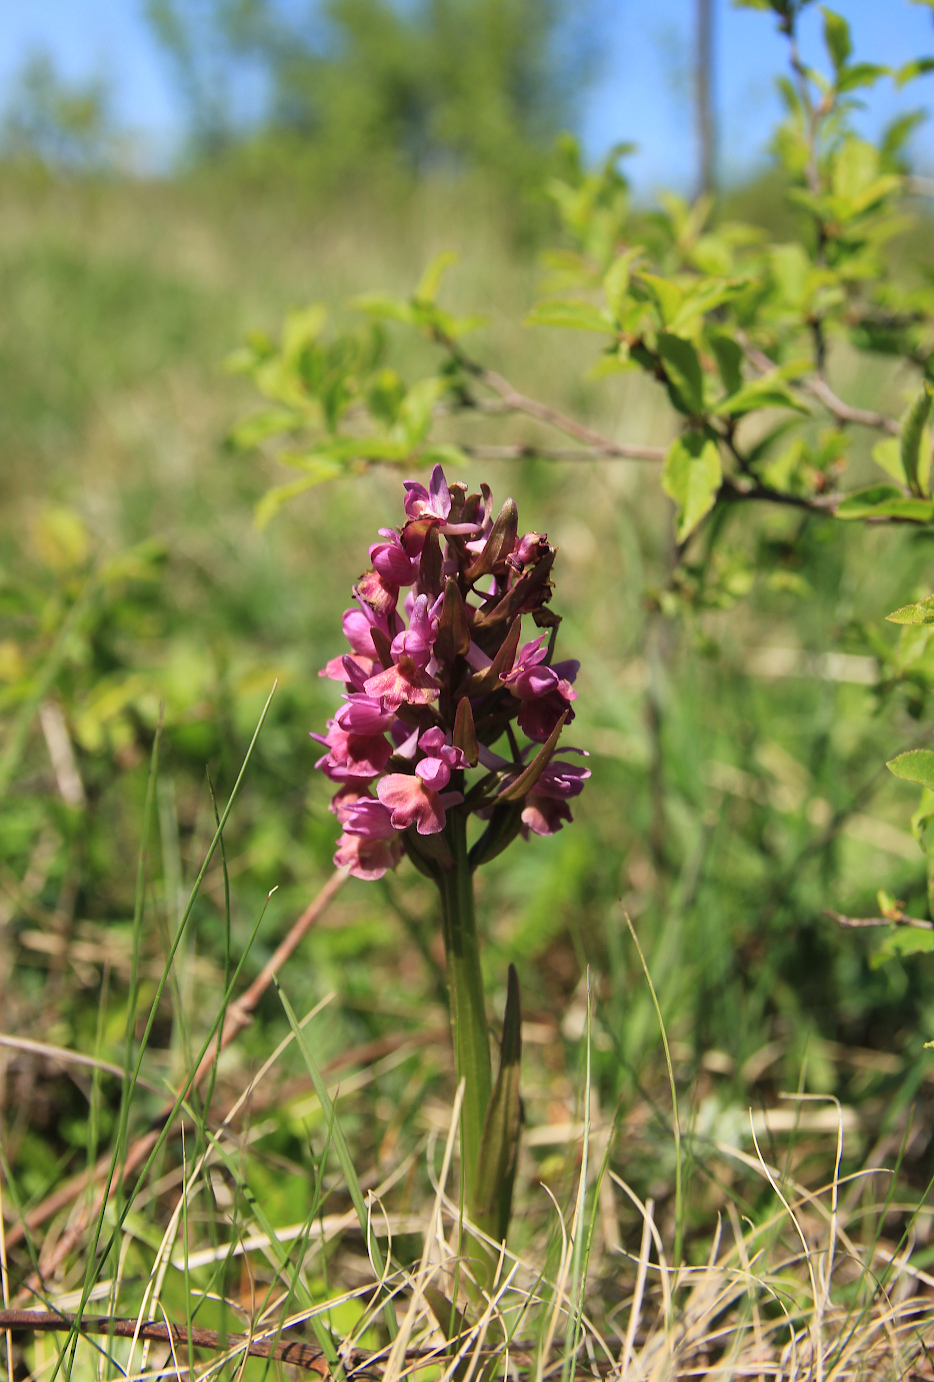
<box><xmin>824</xmin><ymin>909</ymin><xmax>934</xmax><ymax>931</ymax></box>
<box><xmin>6</xmin><ymin>870</ymin><xmax>349</xmax><ymax>1266</ymax></box>
<box><xmin>0</xmin><ymin>1310</ymin><xmax>330</xmax><ymax>1375</ymax></box>
<box><xmin>191</xmin><ymin>865</ymin><xmax>349</xmax><ymax>1087</ymax></box>
<box><xmin>805</xmin><ymin>375</ymin><xmax>899</xmax><ymax>436</ymax></box>
<box><xmin>474</xmin><ymin>365</ymin><xmax>666</xmax><ymax>461</ymax></box>
<box><xmin>434</xmin><ymin>330</ymin><xmax>666</xmax><ymax>462</ymax></box>
<box><xmin>741</xmin><ymin>339</ymin><xmax>899</xmax><ymax>436</ymax></box>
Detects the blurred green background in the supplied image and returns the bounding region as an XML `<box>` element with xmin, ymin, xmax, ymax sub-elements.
<box><xmin>3</xmin><ymin>0</ymin><xmax>934</xmax><ymax>1256</ymax></box>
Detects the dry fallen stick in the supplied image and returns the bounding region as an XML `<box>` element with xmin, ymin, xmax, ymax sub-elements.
<box><xmin>0</xmin><ymin>1309</ymin><xmax>331</xmax><ymax>1375</ymax></box>
<box><xmin>6</xmin><ymin>869</ymin><xmax>349</xmax><ymax>1281</ymax></box>
<box><xmin>0</xmin><ymin>1309</ymin><xmax>633</xmax><ymax>1380</ymax></box>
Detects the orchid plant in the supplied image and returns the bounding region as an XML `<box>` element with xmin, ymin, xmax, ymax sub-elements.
<box><xmin>312</xmin><ymin>462</ymin><xmax>588</xmax><ymax>1248</ymax></box>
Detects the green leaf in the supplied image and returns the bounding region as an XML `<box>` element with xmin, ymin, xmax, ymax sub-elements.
<box><xmin>657</xmin><ymin>332</ymin><xmax>705</xmax><ymax>415</ymax></box>
<box><xmin>473</xmin><ymin>964</ymin><xmax>522</xmax><ymax>1243</ymax></box>
<box><xmin>872</xmin><ymin>437</ymin><xmax>907</xmax><ymax>485</ymax></box>
<box><xmin>399</xmin><ymin>376</ymin><xmax>447</xmax><ymax>447</ymax></box>
<box><xmin>900</xmin><ymin>381</ymin><xmax>933</xmax><ymax>496</ymax></box>
<box><xmin>897</xmin><ymin>56</ymin><xmax>934</xmax><ymax>86</ymax></box>
<box><xmin>254</xmin><ymin>466</ymin><xmax>342</xmax><ymax>528</ymax></box>
<box><xmin>887</xmin><ymin>749</ymin><xmax>934</xmax><ymax>790</ymax></box>
<box><xmin>871</xmin><ymin>927</ymin><xmax>934</xmax><ymax>966</ymax></box>
<box><xmin>415</xmin><ymin>251</ymin><xmax>458</xmax><ymax>305</ymax></box>
<box><xmin>636</xmin><ymin>272</ymin><xmax>683</xmax><ymax>326</ymax></box>
<box><xmin>498</xmin><ymin>710</ymin><xmax>569</xmax><ymax>803</ymax></box>
<box><xmin>887</xmin><ymin>595</ymin><xmax>934</xmax><ymax>625</ymax></box>
<box><xmin>821</xmin><ymin>7</ymin><xmax>852</xmax><ymax>70</ymax></box>
<box><xmin>525</xmin><ymin>298</ymin><xmax>615</xmax><ymax>333</ymax></box>
<box><xmin>707</xmin><ymin>330</ymin><xmax>744</xmax><ymax>397</ymax></box>
<box><xmin>713</xmin><ymin>377</ymin><xmax>809</xmax><ymax>417</ymax></box>
<box><xmin>603</xmin><ymin>247</ymin><xmax>642</xmax><ymax>322</ymax></box>
<box><xmin>836</xmin><ymin>62</ymin><xmax>889</xmax><ymax>92</ymax></box>
<box><xmin>228</xmin><ymin>408</ymin><xmax>303</xmax><ymax>451</ymax></box>
<box><xmin>281</xmin><ymin>305</ymin><xmax>327</xmax><ymax>364</ymax></box>
<box><xmin>835</xmin><ymin>486</ymin><xmax>933</xmax><ymax>521</ymax></box>
<box><xmin>662</xmin><ymin>432</ymin><xmax>722</xmax><ymax>541</ymax></box>
<box><xmin>352</xmin><ymin>292</ymin><xmax>417</xmax><ymax>326</ymax></box>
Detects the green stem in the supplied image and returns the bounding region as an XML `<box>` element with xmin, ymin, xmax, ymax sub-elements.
<box><xmin>436</xmin><ymin>808</ymin><xmax>492</xmax><ymax>1217</ymax></box>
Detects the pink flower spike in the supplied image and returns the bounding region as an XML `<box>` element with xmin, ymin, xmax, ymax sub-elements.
<box><xmin>334</xmin><ymin>831</ymin><xmax>402</xmax><ymax>880</ymax></box>
<box><xmin>378</xmin><ymin>773</ymin><xmax>448</xmax><ymax>834</ymax></box>
<box><xmin>364</xmin><ymin>655</ymin><xmax>441</xmax><ymax>710</ymax></box>
<box><xmin>370</xmin><ymin>529</ymin><xmax>419</xmax><ymax>585</ymax></box>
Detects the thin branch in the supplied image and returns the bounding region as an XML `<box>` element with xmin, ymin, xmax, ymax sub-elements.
<box><xmin>461</xmin><ymin>443</ymin><xmax>663</xmax><ymax>463</ymax></box>
<box><xmin>806</xmin><ymin>375</ymin><xmax>899</xmax><ymax>436</ymax></box>
<box><xmin>434</xmin><ymin>330</ymin><xmax>666</xmax><ymax>461</ymax></box>
<box><xmin>6</xmin><ymin>870</ymin><xmax>349</xmax><ymax>1262</ymax></box>
<box><xmin>741</xmin><ymin>339</ymin><xmax>899</xmax><ymax>435</ymax></box>
<box><xmin>478</xmin><ymin>365</ymin><xmax>665</xmax><ymax>459</ymax></box>
<box><xmin>824</xmin><ymin>909</ymin><xmax>934</xmax><ymax>931</ymax></box>
<box><xmin>720</xmin><ymin>476</ymin><xmax>840</xmax><ymax>514</ymax></box>
<box><xmin>0</xmin><ymin>1311</ymin><xmax>330</xmax><ymax>1376</ymax></box>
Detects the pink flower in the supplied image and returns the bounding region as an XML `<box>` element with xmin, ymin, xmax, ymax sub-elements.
<box><xmin>390</xmin><ymin>593</ymin><xmax>437</xmax><ymax>669</ymax></box>
<box><xmin>340</xmin><ymin>797</ymin><xmax>398</xmax><ymax>840</ymax></box>
<box><xmin>334</xmin><ymin>831</ymin><xmax>403</xmax><ymax>880</ymax></box>
<box><xmin>507</xmin><ymin>532</ymin><xmax>549</xmax><ymax>572</ymax></box>
<box><xmin>520</xmin><ymin>796</ymin><xmax>574</xmax><ymax>838</ymax></box>
<box><xmin>313</xmin><ymin>462</ymin><xmax>585</xmax><ymax>878</ymax></box>
<box><xmin>378</xmin><ymin>773</ymin><xmax>449</xmax><ymax>834</ymax></box>
<box><xmin>364</xmin><ymin>655</ymin><xmax>441</xmax><ymax>709</ymax></box>
<box><xmin>370</xmin><ymin>529</ymin><xmax>420</xmax><ymax>585</ymax></box>
<box><xmin>518</xmin><ymin>690</ymin><xmax>576</xmax><ymax>743</ymax></box>
<box><xmin>311</xmin><ymin>721</ymin><xmax>393</xmax><ymax>782</ymax></box>
<box><xmin>319</xmin><ymin>603</ymin><xmax>402</xmax><ymax>681</ymax></box>
<box><xmin>404</xmin><ymin>464</ymin><xmax>452</xmax><ymax>523</ymax></box>
<box><xmin>414</xmin><ymin>726</ymin><xmax>468</xmax><ymax>792</ymax></box>
<box><xmin>533</xmin><ymin>757</ymin><xmax>591</xmax><ymax>799</ymax></box>
<box><xmin>334</xmin><ymin>695</ymin><xmax>396</xmax><ymax>735</ymax></box>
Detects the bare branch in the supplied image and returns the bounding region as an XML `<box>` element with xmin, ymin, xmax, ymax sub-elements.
<box><xmin>824</xmin><ymin>909</ymin><xmax>934</xmax><ymax>931</ymax></box>
<box><xmin>741</xmin><ymin>338</ymin><xmax>899</xmax><ymax>435</ymax></box>
<box><xmin>461</xmin><ymin>442</ymin><xmax>664</xmax><ymax>463</ymax></box>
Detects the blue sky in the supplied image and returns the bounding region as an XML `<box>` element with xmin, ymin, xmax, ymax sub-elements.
<box><xmin>1</xmin><ymin>0</ymin><xmax>933</xmax><ymax>188</ymax></box>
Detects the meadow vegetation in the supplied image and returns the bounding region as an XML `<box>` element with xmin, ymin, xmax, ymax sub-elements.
<box><xmin>2</xmin><ymin>2</ymin><xmax>934</xmax><ymax>1377</ymax></box>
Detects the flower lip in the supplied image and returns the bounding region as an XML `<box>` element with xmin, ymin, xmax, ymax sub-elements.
<box><xmin>364</xmin><ymin>654</ymin><xmax>441</xmax><ymax>709</ymax></box>
<box><xmin>378</xmin><ymin>772</ymin><xmax>448</xmax><ymax>834</ymax></box>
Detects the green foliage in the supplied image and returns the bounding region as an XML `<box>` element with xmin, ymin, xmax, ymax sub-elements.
<box><xmin>8</xmin><ymin>3</ymin><xmax>934</xmax><ymax>1358</ymax></box>
<box><xmin>146</xmin><ymin>0</ymin><xmax>585</xmax><ymax>187</ymax></box>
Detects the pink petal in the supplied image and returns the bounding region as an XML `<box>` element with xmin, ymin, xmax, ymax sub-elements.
<box><xmin>377</xmin><ymin>774</ymin><xmax>447</xmax><ymax>834</ymax></box>
<box><xmin>364</xmin><ymin>655</ymin><xmax>440</xmax><ymax>710</ymax></box>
